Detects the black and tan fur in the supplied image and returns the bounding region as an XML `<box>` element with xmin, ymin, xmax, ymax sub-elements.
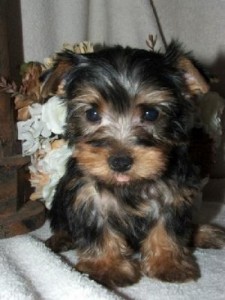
<box><xmin>44</xmin><ymin>42</ymin><xmax>225</xmax><ymax>287</ymax></box>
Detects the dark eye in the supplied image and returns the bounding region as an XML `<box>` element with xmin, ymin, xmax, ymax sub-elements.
<box><xmin>143</xmin><ymin>107</ymin><xmax>159</xmax><ymax>122</ymax></box>
<box><xmin>86</xmin><ymin>107</ymin><xmax>101</xmax><ymax>122</ymax></box>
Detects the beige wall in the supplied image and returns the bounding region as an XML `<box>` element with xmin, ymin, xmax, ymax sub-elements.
<box><xmin>20</xmin><ymin>0</ymin><xmax>163</xmax><ymax>61</ymax></box>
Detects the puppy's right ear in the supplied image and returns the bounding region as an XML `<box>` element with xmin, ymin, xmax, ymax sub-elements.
<box><xmin>40</xmin><ymin>50</ymin><xmax>83</xmax><ymax>99</ymax></box>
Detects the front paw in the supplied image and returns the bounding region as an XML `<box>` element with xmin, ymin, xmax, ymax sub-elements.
<box><xmin>45</xmin><ymin>231</ymin><xmax>75</xmax><ymax>253</ymax></box>
<box><xmin>142</xmin><ymin>254</ymin><xmax>200</xmax><ymax>283</ymax></box>
<box><xmin>76</xmin><ymin>258</ymin><xmax>141</xmax><ymax>287</ymax></box>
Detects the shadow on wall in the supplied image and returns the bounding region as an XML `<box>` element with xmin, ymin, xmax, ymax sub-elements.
<box><xmin>207</xmin><ymin>53</ymin><xmax>225</xmax><ymax>178</ymax></box>
<box><xmin>202</xmin><ymin>52</ymin><xmax>225</xmax><ymax>206</ymax></box>
<box><xmin>210</xmin><ymin>52</ymin><xmax>225</xmax><ymax>97</ymax></box>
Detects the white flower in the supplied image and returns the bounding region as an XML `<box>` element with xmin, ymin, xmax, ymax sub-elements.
<box><xmin>42</xmin><ymin>96</ymin><xmax>67</xmax><ymax>135</ymax></box>
<box><xmin>29</xmin><ymin>140</ymin><xmax>73</xmax><ymax>209</ymax></box>
<box><xmin>40</xmin><ymin>143</ymin><xmax>73</xmax><ymax>209</ymax></box>
<box><xmin>17</xmin><ymin>103</ymin><xmax>52</xmax><ymax>156</ymax></box>
<box><xmin>28</xmin><ymin>103</ymin><xmax>42</xmax><ymax>116</ymax></box>
<box><xmin>21</xmin><ymin>132</ymin><xmax>40</xmax><ymax>155</ymax></box>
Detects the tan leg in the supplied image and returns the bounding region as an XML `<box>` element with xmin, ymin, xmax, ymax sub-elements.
<box><xmin>141</xmin><ymin>221</ymin><xmax>200</xmax><ymax>282</ymax></box>
<box><xmin>76</xmin><ymin>230</ymin><xmax>141</xmax><ymax>287</ymax></box>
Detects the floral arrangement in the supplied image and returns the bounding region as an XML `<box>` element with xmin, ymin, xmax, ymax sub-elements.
<box><xmin>0</xmin><ymin>39</ymin><xmax>224</xmax><ymax>209</ymax></box>
<box><xmin>0</xmin><ymin>41</ymin><xmax>93</xmax><ymax>209</ymax></box>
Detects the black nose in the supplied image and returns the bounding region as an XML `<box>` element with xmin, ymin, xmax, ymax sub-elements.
<box><xmin>108</xmin><ymin>155</ymin><xmax>133</xmax><ymax>172</ymax></box>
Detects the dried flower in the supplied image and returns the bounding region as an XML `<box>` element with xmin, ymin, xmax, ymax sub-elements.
<box><xmin>0</xmin><ymin>76</ymin><xmax>18</xmax><ymax>96</ymax></box>
<box><xmin>63</xmin><ymin>41</ymin><xmax>94</xmax><ymax>54</ymax></box>
<box><xmin>20</xmin><ymin>62</ymin><xmax>45</xmax><ymax>101</ymax></box>
<box><xmin>146</xmin><ymin>34</ymin><xmax>158</xmax><ymax>51</ymax></box>
<box><xmin>43</xmin><ymin>57</ymin><xmax>55</xmax><ymax>69</ymax></box>
<box><xmin>73</xmin><ymin>41</ymin><xmax>94</xmax><ymax>54</ymax></box>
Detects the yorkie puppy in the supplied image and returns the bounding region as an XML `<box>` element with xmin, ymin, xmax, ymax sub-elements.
<box><xmin>43</xmin><ymin>42</ymin><xmax>225</xmax><ymax>287</ymax></box>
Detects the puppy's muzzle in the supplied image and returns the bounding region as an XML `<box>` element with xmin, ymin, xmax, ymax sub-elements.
<box><xmin>108</xmin><ymin>155</ymin><xmax>133</xmax><ymax>172</ymax></box>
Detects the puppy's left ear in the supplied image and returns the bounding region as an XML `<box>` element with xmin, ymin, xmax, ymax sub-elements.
<box><xmin>165</xmin><ymin>41</ymin><xmax>211</xmax><ymax>96</ymax></box>
<box><xmin>177</xmin><ymin>56</ymin><xmax>210</xmax><ymax>95</ymax></box>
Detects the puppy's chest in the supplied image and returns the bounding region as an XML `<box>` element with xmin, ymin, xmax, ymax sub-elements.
<box><xmin>78</xmin><ymin>183</ymin><xmax>161</xmax><ymax>235</ymax></box>
<box><xmin>99</xmin><ymin>187</ymin><xmax>160</xmax><ymax>218</ymax></box>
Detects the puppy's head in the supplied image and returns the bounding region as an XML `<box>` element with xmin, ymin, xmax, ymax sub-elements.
<box><xmin>42</xmin><ymin>42</ymin><xmax>210</xmax><ymax>185</ymax></box>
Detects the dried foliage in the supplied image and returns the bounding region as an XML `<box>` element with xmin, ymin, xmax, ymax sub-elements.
<box><xmin>146</xmin><ymin>34</ymin><xmax>158</xmax><ymax>51</ymax></box>
<box><xmin>0</xmin><ymin>76</ymin><xmax>18</xmax><ymax>96</ymax></box>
